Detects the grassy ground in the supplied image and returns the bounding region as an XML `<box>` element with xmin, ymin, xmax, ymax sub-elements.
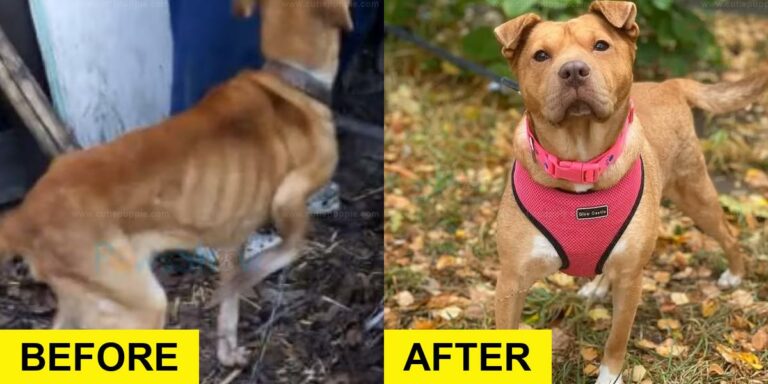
<box><xmin>384</xmin><ymin>13</ymin><xmax>768</xmax><ymax>384</ymax></box>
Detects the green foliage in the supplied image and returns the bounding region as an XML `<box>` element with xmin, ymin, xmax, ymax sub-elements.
<box><xmin>386</xmin><ymin>0</ymin><xmax>722</xmax><ymax>79</ymax></box>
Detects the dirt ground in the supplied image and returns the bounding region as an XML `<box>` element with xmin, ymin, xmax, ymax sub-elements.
<box><xmin>0</xmin><ymin>31</ymin><xmax>383</xmax><ymax>384</ymax></box>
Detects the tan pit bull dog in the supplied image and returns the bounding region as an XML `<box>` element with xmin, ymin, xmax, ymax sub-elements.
<box><xmin>0</xmin><ymin>0</ymin><xmax>352</xmax><ymax>368</ymax></box>
<box><xmin>493</xmin><ymin>1</ymin><xmax>767</xmax><ymax>383</ymax></box>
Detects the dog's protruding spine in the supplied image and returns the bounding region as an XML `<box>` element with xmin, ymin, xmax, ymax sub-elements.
<box><xmin>672</xmin><ymin>65</ymin><xmax>768</xmax><ymax>114</ymax></box>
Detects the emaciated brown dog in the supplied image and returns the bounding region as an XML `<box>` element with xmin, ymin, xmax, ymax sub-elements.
<box><xmin>0</xmin><ymin>0</ymin><xmax>352</xmax><ymax>368</ymax></box>
<box><xmin>493</xmin><ymin>2</ymin><xmax>767</xmax><ymax>383</ymax></box>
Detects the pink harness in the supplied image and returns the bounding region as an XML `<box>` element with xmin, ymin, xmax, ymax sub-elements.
<box><xmin>512</xmin><ymin>106</ymin><xmax>643</xmax><ymax>277</ymax></box>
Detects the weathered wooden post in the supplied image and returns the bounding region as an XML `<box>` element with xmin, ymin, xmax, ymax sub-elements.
<box><xmin>0</xmin><ymin>24</ymin><xmax>78</xmax><ymax>156</ymax></box>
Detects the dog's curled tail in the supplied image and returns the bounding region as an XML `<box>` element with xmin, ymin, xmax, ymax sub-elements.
<box><xmin>673</xmin><ymin>64</ymin><xmax>768</xmax><ymax>114</ymax></box>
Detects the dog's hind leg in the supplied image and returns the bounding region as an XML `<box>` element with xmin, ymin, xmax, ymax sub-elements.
<box><xmin>215</xmin><ymin>161</ymin><xmax>331</xmax><ymax>302</ymax></box>
<box><xmin>46</xmin><ymin>232</ymin><xmax>168</xmax><ymax>330</ymax></box>
<box><xmin>216</xmin><ymin>245</ymin><xmax>250</xmax><ymax>367</ymax></box>
<box><xmin>665</xmin><ymin>168</ymin><xmax>745</xmax><ymax>288</ymax></box>
<box><xmin>577</xmin><ymin>274</ymin><xmax>611</xmax><ymax>300</ymax></box>
<box><xmin>237</xmin><ymin>171</ymin><xmax>312</xmax><ymax>284</ymax></box>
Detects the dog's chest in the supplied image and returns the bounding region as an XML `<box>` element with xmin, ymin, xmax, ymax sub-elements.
<box><xmin>511</xmin><ymin>158</ymin><xmax>644</xmax><ymax>277</ymax></box>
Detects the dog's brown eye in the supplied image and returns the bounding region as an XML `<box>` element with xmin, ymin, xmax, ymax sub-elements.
<box><xmin>594</xmin><ymin>40</ymin><xmax>610</xmax><ymax>51</ymax></box>
<box><xmin>533</xmin><ymin>50</ymin><xmax>550</xmax><ymax>62</ymax></box>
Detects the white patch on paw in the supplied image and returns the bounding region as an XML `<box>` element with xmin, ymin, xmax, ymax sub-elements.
<box><xmin>595</xmin><ymin>365</ymin><xmax>623</xmax><ymax>384</ymax></box>
<box><xmin>578</xmin><ymin>277</ymin><xmax>609</xmax><ymax>300</ymax></box>
<box><xmin>578</xmin><ymin>240</ymin><xmax>626</xmax><ymax>300</ymax></box>
<box><xmin>217</xmin><ymin>342</ymin><xmax>249</xmax><ymax>367</ymax></box>
<box><xmin>717</xmin><ymin>269</ymin><xmax>742</xmax><ymax>289</ymax></box>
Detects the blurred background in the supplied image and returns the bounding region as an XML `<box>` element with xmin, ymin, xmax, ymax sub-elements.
<box><xmin>384</xmin><ymin>1</ymin><xmax>768</xmax><ymax>383</ymax></box>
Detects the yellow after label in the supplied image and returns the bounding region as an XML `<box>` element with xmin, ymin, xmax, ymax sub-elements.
<box><xmin>0</xmin><ymin>330</ymin><xmax>199</xmax><ymax>384</ymax></box>
<box><xmin>385</xmin><ymin>329</ymin><xmax>552</xmax><ymax>384</ymax></box>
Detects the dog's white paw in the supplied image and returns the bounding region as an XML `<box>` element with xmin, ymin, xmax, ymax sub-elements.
<box><xmin>717</xmin><ymin>269</ymin><xmax>742</xmax><ymax>289</ymax></box>
<box><xmin>595</xmin><ymin>365</ymin><xmax>623</xmax><ymax>384</ymax></box>
<box><xmin>217</xmin><ymin>342</ymin><xmax>250</xmax><ymax>367</ymax></box>
<box><xmin>578</xmin><ymin>278</ymin><xmax>609</xmax><ymax>300</ymax></box>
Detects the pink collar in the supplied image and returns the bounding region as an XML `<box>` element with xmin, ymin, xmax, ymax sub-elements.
<box><xmin>526</xmin><ymin>102</ymin><xmax>635</xmax><ymax>184</ymax></box>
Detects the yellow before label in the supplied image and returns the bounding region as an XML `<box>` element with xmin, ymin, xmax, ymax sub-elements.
<box><xmin>384</xmin><ymin>329</ymin><xmax>552</xmax><ymax>384</ymax></box>
<box><xmin>0</xmin><ymin>330</ymin><xmax>199</xmax><ymax>384</ymax></box>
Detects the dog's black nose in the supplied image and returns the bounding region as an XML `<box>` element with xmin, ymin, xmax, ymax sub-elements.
<box><xmin>558</xmin><ymin>60</ymin><xmax>591</xmax><ymax>87</ymax></box>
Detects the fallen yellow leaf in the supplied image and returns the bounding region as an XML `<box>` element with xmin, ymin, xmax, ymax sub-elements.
<box><xmin>719</xmin><ymin>343</ymin><xmax>764</xmax><ymax>369</ymax></box>
<box><xmin>588</xmin><ymin>307</ymin><xmax>611</xmax><ymax>322</ymax></box>
<box><xmin>716</xmin><ymin>343</ymin><xmax>736</xmax><ymax>364</ymax></box>
<box><xmin>655</xmin><ymin>338</ymin><xmax>688</xmax><ymax>357</ymax></box>
<box><xmin>670</xmin><ymin>292</ymin><xmax>690</xmax><ymax>305</ymax></box>
<box><xmin>547</xmin><ymin>273</ymin><xmax>575</xmax><ymax>288</ymax></box>
<box><xmin>708</xmin><ymin>362</ymin><xmax>724</xmax><ymax>375</ymax></box>
<box><xmin>580</xmin><ymin>346</ymin><xmax>599</xmax><ymax>362</ymax></box>
<box><xmin>426</xmin><ymin>293</ymin><xmax>469</xmax><ymax>309</ymax></box>
<box><xmin>583</xmin><ymin>363</ymin><xmax>599</xmax><ymax>377</ymax></box>
<box><xmin>435</xmin><ymin>255</ymin><xmax>459</xmax><ymax>270</ymax></box>
<box><xmin>657</xmin><ymin>318</ymin><xmax>681</xmax><ymax>331</ymax></box>
<box><xmin>652</xmin><ymin>271</ymin><xmax>671</xmax><ymax>284</ymax></box>
<box><xmin>701</xmin><ymin>298</ymin><xmax>718</xmax><ymax>318</ymax></box>
<box><xmin>734</xmin><ymin>351</ymin><xmax>763</xmax><ymax>370</ymax></box>
<box><xmin>635</xmin><ymin>339</ymin><xmax>657</xmax><ymax>351</ymax></box>
<box><xmin>411</xmin><ymin>318</ymin><xmax>437</xmax><ymax>330</ymax></box>
<box><xmin>745</xmin><ymin>168</ymin><xmax>768</xmax><ymax>189</ymax></box>
<box><xmin>630</xmin><ymin>364</ymin><xmax>647</xmax><ymax>382</ymax></box>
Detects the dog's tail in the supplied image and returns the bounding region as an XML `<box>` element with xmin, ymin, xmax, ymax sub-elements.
<box><xmin>672</xmin><ymin>64</ymin><xmax>768</xmax><ymax>114</ymax></box>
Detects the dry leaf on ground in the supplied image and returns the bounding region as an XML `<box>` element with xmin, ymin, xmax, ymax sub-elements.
<box><xmin>657</xmin><ymin>318</ymin><xmax>681</xmax><ymax>331</ymax></box>
<box><xmin>580</xmin><ymin>346</ymin><xmax>599</xmax><ymax>362</ymax></box>
<box><xmin>716</xmin><ymin>343</ymin><xmax>764</xmax><ymax>370</ymax></box>
<box><xmin>583</xmin><ymin>363</ymin><xmax>599</xmax><ymax>377</ymax></box>
<box><xmin>589</xmin><ymin>307</ymin><xmax>611</xmax><ymax>322</ymax></box>
<box><xmin>670</xmin><ymin>292</ymin><xmax>690</xmax><ymax>305</ymax></box>
<box><xmin>395</xmin><ymin>290</ymin><xmax>415</xmax><ymax>308</ymax></box>
<box><xmin>630</xmin><ymin>364</ymin><xmax>647</xmax><ymax>382</ymax></box>
<box><xmin>702</xmin><ymin>299</ymin><xmax>719</xmax><ymax>318</ymax></box>
<box><xmin>655</xmin><ymin>338</ymin><xmax>688</xmax><ymax>357</ymax></box>
<box><xmin>751</xmin><ymin>328</ymin><xmax>768</xmax><ymax>351</ymax></box>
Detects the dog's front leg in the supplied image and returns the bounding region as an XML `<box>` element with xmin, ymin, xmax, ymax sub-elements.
<box><xmin>596</xmin><ymin>272</ymin><xmax>643</xmax><ymax>384</ymax></box>
<box><xmin>495</xmin><ymin>272</ymin><xmax>529</xmax><ymax>329</ymax></box>
<box><xmin>496</xmin><ymin>233</ymin><xmax>561</xmax><ymax>328</ymax></box>
<box><xmin>217</xmin><ymin>246</ymin><xmax>250</xmax><ymax>367</ymax></box>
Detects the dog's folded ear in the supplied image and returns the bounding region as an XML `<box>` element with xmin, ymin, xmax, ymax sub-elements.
<box><xmin>319</xmin><ymin>0</ymin><xmax>354</xmax><ymax>32</ymax></box>
<box><xmin>589</xmin><ymin>1</ymin><xmax>639</xmax><ymax>41</ymax></box>
<box><xmin>233</xmin><ymin>0</ymin><xmax>258</xmax><ymax>18</ymax></box>
<box><xmin>494</xmin><ymin>13</ymin><xmax>541</xmax><ymax>63</ymax></box>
